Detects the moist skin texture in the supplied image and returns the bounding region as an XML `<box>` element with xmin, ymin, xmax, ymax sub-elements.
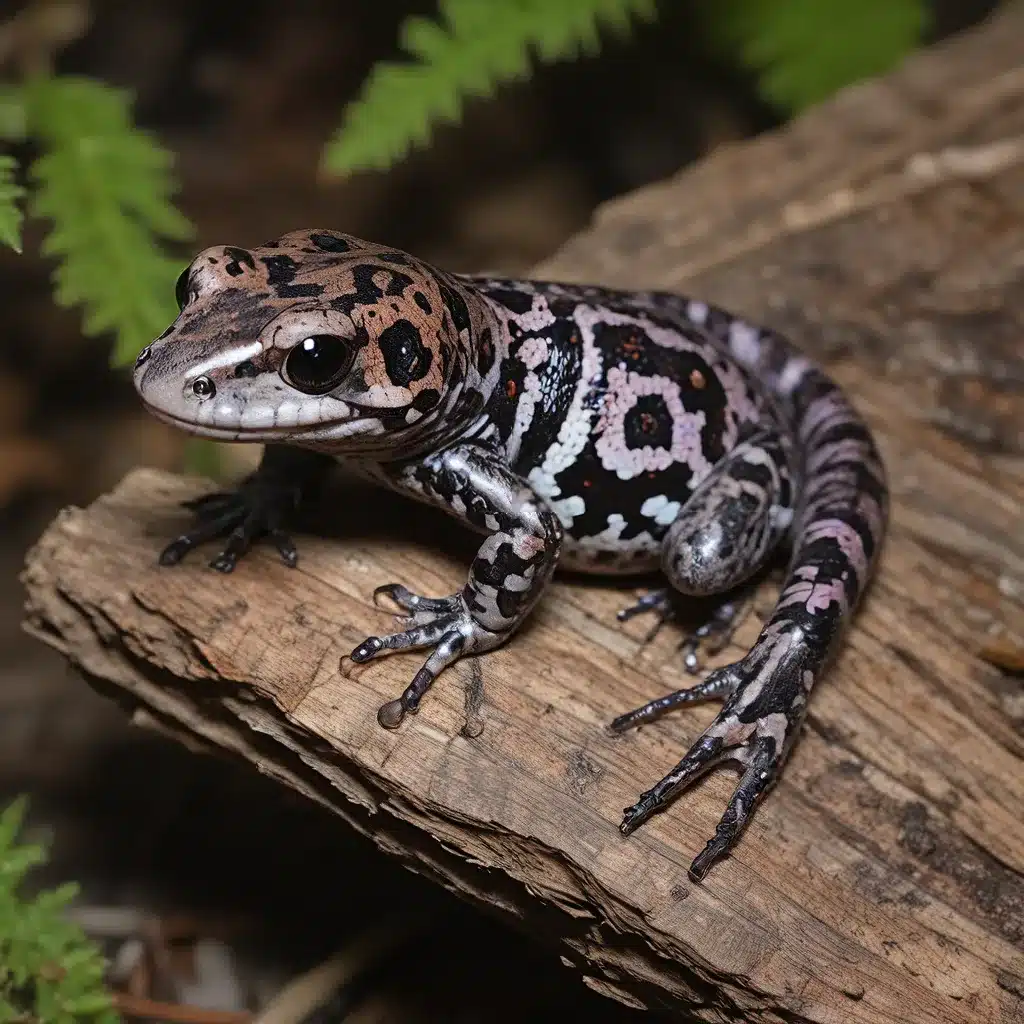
<box><xmin>134</xmin><ymin>229</ymin><xmax>888</xmax><ymax>882</ymax></box>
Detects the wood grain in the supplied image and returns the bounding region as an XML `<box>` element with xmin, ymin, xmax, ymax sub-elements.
<box><xmin>21</xmin><ymin>5</ymin><xmax>1024</xmax><ymax>1022</ymax></box>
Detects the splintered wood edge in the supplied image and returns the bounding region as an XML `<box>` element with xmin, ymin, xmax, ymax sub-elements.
<box><xmin>20</xmin><ymin>475</ymin><xmax>696</xmax><ymax>1014</ymax></box>
<box><xmin>20</xmin><ymin>468</ymin><xmax>1024</xmax><ymax>1024</ymax></box>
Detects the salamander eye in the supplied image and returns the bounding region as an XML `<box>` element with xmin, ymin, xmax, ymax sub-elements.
<box><xmin>192</xmin><ymin>375</ymin><xmax>215</xmax><ymax>398</ymax></box>
<box><xmin>283</xmin><ymin>335</ymin><xmax>355</xmax><ymax>395</ymax></box>
<box><xmin>175</xmin><ymin>267</ymin><xmax>192</xmax><ymax>311</ymax></box>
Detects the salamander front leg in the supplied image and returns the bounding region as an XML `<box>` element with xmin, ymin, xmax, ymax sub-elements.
<box><xmin>158</xmin><ymin>445</ymin><xmax>332</xmax><ymax>572</ymax></box>
<box><xmin>349</xmin><ymin>442</ymin><xmax>562</xmax><ymax>729</ymax></box>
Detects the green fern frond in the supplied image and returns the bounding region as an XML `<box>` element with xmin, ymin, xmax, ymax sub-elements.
<box><xmin>0</xmin><ymin>797</ymin><xmax>118</xmax><ymax>1024</ymax></box>
<box><xmin>709</xmin><ymin>0</ymin><xmax>928</xmax><ymax>112</ymax></box>
<box><xmin>323</xmin><ymin>0</ymin><xmax>657</xmax><ymax>175</ymax></box>
<box><xmin>0</xmin><ymin>156</ymin><xmax>25</xmax><ymax>253</ymax></box>
<box><xmin>24</xmin><ymin>76</ymin><xmax>194</xmax><ymax>366</ymax></box>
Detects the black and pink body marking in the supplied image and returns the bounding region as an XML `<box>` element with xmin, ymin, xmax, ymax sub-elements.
<box><xmin>134</xmin><ymin>230</ymin><xmax>888</xmax><ymax>881</ymax></box>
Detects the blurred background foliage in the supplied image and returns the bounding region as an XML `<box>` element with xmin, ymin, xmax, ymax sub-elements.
<box><xmin>0</xmin><ymin>797</ymin><xmax>116</xmax><ymax>1024</ymax></box>
<box><xmin>0</xmin><ymin>1</ymin><xmax>1003</xmax><ymax>1021</ymax></box>
<box><xmin>0</xmin><ymin>0</ymin><xmax>989</xmax><ymax>371</ymax></box>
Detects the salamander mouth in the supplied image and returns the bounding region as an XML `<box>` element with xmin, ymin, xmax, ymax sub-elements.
<box><xmin>140</xmin><ymin>401</ymin><xmax>370</xmax><ymax>443</ymax></box>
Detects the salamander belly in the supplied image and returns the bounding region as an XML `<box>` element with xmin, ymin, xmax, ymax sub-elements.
<box><xmin>559</xmin><ymin>529</ymin><xmax>664</xmax><ymax>575</ymax></box>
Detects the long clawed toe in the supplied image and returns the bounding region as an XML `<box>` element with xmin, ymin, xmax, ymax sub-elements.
<box><xmin>616</xmin><ymin>588</ymin><xmax>675</xmax><ymax>643</ymax></box>
<box><xmin>372</xmin><ymin>583</ymin><xmax>463</xmax><ymax>618</ymax></box>
<box><xmin>680</xmin><ymin>597</ymin><xmax>750</xmax><ymax>674</ymax></box>
<box><xmin>608</xmin><ymin>665</ymin><xmax>739</xmax><ymax>733</ymax></box>
<box><xmin>617</xmin><ymin>715</ymin><xmax>782</xmax><ymax>880</ymax></box>
<box><xmin>616</xmin><ymin>586</ymin><xmax>754</xmax><ymax>672</ymax></box>
<box><xmin>351</xmin><ymin>583</ymin><xmax>495</xmax><ymax>729</ymax></box>
<box><xmin>160</xmin><ymin>487</ymin><xmax>299</xmax><ymax>571</ymax></box>
<box><xmin>612</xmin><ymin>626</ymin><xmax>808</xmax><ymax>880</ymax></box>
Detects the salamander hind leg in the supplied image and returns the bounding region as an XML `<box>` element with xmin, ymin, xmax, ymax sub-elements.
<box><xmin>612</xmin><ymin>622</ymin><xmax>816</xmax><ymax>881</ymax></box>
<box><xmin>349</xmin><ymin>442</ymin><xmax>562</xmax><ymax>730</ymax></box>
<box><xmin>610</xmin><ymin>426</ymin><xmax>805</xmax><ymax>879</ymax></box>
<box><xmin>612</xmin><ymin>358</ymin><xmax>887</xmax><ymax>881</ymax></box>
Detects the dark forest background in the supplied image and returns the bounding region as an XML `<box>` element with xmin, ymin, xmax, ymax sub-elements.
<box><xmin>0</xmin><ymin>2</ymin><xmax>1000</xmax><ymax>1020</ymax></box>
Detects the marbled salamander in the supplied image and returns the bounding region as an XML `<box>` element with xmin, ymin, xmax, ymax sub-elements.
<box><xmin>134</xmin><ymin>230</ymin><xmax>888</xmax><ymax>881</ymax></box>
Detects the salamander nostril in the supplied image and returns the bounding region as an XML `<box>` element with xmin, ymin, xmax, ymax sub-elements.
<box><xmin>135</xmin><ymin>346</ymin><xmax>151</xmax><ymax>368</ymax></box>
<box><xmin>192</xmin><ymin>375</ymin><xmax>216</xmax><ymax>398</ymax></box>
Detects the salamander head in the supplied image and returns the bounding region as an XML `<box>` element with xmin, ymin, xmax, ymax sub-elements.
<box><xmin>133</xmin><ymin>230</ymin><xmax>483</xmax><ymax>454</ymax></box>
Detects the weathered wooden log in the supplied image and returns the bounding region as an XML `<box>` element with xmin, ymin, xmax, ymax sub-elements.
<box><xmin>21</xmin><ymin>5</ymin><xmax>1024</xmax><ymax>1022</ymax></box>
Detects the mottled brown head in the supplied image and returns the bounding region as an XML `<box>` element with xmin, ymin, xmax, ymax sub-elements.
<box><xmin>133</xmin><ymin>230</ymin><xmax>481</xmax><ymax>452</ymax></box>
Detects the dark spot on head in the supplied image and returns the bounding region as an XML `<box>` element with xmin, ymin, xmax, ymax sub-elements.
<box><xmin>438</xmin><ymin>281</ymin><xmax>470</xmax><ymax>335</ymax></box>
<box><xmin>224</xmin><ymin>247</ymin><xmax>256</xmax><ymax>276</ymax></box>
<box><xmin>156</xmin><ymin>322</ymin><xmax>174</xmax><ymax>340</ymax></box>
<box><xmin>376</xmin><ymin>252</ymin><xmax>411</xmax><ymax>266</ymax></box>
<box><xmin>277</xmin><ymin>282</ymin><xmax>325</xmax><ymax>298</ymax></box>
<box><xmin>262</xmin><ymin>254</ymin><xmax>298</xmax><ymax>288</ymax></box>
<box><xmin>413</xmin><ymin>291</ymin><xmax>432</xmax><ymax>314</ymax></box>
<box><xmin>309</xmin><ymin>232</ymin><xmax>351</xmax><ymax>253</ymax></box>
<box><xmin>624</xmin><ymin>394</ymin><xmax>674</xmax><ymax>450</ymax></box>
<box><xmin>174</xmin><ymin>266</ymin><xmax>192</xmax><ymax>311</ymax></box>
<box><xmin>411</xmin><ymin>388</ymin><xmax>441</xmax><ymax>413</ymax></box>
<box><xmin>261</xmin><ymin>254</ymin><xmax>325</xmax><ymax>298</ymax></box>
<box><xmin>330</xmin><ymin>264</ymin><xmax>413</xmax><ymax>315</ymax></box>
<box><xmin>378</xmin><ymin>319</ymin><xmax>432</xmax><ymax>386</ymax></box>
<box><xmin>385</xmin><ymin>273</ymin><xmax>413</xmax><ymax>296</ymax></box>
<box><xmin>234</xmin><ymin>359</ymin><xmax>258</xmax><ymax>378</ymax></box>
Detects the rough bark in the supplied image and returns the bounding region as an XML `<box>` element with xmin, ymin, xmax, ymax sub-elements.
<box><xmin>21</xmin><ymin>5</ymin><xmax>1024</xmax><ymax>1022</ymax></box>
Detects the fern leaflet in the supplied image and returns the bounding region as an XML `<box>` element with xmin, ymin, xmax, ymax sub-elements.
<box><xmin>710</xmin><ymin>0</ymin><xmax>929</xmax><ymax>112</ymax></box>
<box><xmin>0</xmin><ymin>797</ymin><xmax>118</xmax><ymax>1024</ymax></box>
<box><xmin>323</xmin><ymin>0</ymin><xmax>656</xmax><ymax>174</ymax></box>
<box><xmin>25</xmin><ymin>76</ymin><xmax>194</xmax><ymax>366</ymax></box>
<box><xmin>0</xmin><ymin>156</ymin><xmax>24</xmax><ymax>253</ymax></box>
